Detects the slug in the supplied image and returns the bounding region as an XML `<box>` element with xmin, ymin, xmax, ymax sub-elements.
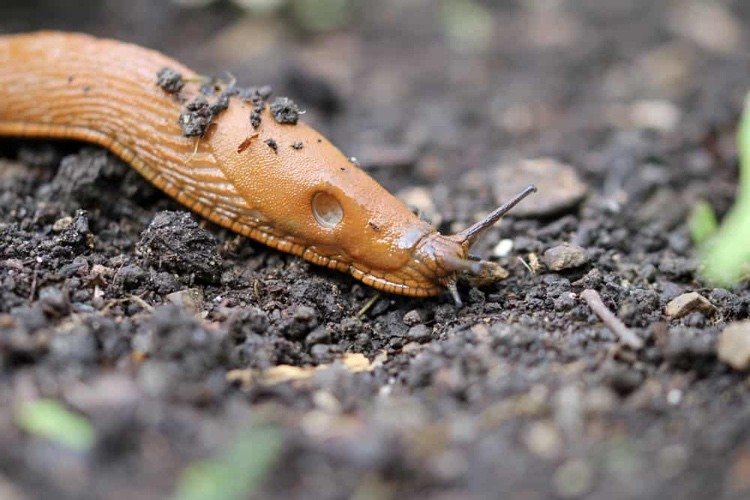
<box><xmin>0</xmin><ymin>31</ymin><xmax>535</xmax><ymax>305</ymax></box>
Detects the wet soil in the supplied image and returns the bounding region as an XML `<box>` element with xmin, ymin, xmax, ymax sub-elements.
<box><xmin>2</xmin><ymin>1</ymin><xmax>750</xmax><ymax>499</ymax></box>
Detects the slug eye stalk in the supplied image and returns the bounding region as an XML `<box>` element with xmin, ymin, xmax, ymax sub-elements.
<box><xmin>441</xmin><ymin>184</ymin><xmax>537</xmax><ymax>306</ymax></box>
<box><xmin>453</xmin><ymin>184</ymin><xmax>537</xmax><ymax>249</ymax></box>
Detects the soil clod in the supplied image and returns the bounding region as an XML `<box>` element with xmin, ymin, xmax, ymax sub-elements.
<box><xmin>155</xmin><ymin>67</ymin><xmax>184</xmax><ymax>93</ymax></box>
<box><xmin>270</xmin><ymin>97</ymin><xmax>301</xmax><ymax>125</ymax></box>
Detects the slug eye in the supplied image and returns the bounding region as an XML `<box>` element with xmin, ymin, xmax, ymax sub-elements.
<box><xmin>312</xmin><ymin>192</ymin><xmax>343</xmax><ymax>229</ymax></box>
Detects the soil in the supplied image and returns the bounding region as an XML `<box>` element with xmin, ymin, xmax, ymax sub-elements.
<box><xmin>2</xmin><ymin>1</ymin><xmax>750</xmax><ymax>499</ymax></box>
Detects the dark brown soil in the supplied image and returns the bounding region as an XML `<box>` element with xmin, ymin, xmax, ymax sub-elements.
<box><xmin>2</xmin><ymin>1</ymin><xmax>750</xmax><ymax>499</ymax></box>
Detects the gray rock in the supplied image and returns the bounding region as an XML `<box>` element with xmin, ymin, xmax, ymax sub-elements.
<box><xmin>493</xmin><ymin>158</ymin><xmax>588</xmax><ymax>217</ymax></box>
<box><xmin>543</xmin><ymin>244</ymin><xmax>588</xmax><ymax>271</ymax></box>
<box><xmin>403</xmin><ymin>309</ymin><xmax>422</xmax><ymax>326</ymax></box>
<box><xmin>407</xmin><ymin>324</ymin><xmax>432</xmax><ymax>342</ymax></box>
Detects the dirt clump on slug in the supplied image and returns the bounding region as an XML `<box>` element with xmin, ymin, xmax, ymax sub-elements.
<box><xmin>179</xmin><ymin>95</ymin><xmax>213</xmax><ymax>136</ymax></box>
<box><xmin>270</xmin><ymin>97</ymin><xmax>302</xmax><ymax>125</ymax></box>
<box><xmin>179</xmin><ymin>91</ymin><xmax>232</xmax><ymax>137</ymax></box>
<box><xmin>264</xmin><ymin>138</ymin><xmax>278</xmax><ymax>153</ymax></box>
<box><xmin>155</xmin><ymin>67</ymin><xmax>184</xmax><ymax>93</ymax></box>
<box><xmin>2</xmin><ymin>2</ymin><xmax>750</xmax><ymax>500</ymax></box>
<box><xmin>176</xmin><ymin>76</ymin><xmax>273</xmax><ymax>136</ymax></box>
<box><xmin>171</xmin><ymin>71</ymin><xmax>301</xmax><ymax>135</ymax></box>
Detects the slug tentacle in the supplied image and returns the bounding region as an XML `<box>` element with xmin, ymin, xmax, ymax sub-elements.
<box><xmin>452</xmin><ymin>184</ymin><xmax>537</xmax><ymax>249</ymax></box>
<box><xmin>402</xmin><ymin>185</ymin><xmax>538</xmax><ymax>305</ymax></box>
<box><xmin>0</xmin><ymin>31</ymin><xmax>536</xmax><ymax>303</ymax></box>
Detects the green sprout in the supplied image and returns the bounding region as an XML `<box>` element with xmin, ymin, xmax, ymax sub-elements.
<box><xmin>16</xmin><ymin>399</ymin><xmax>95</xmax><ymax>452</ymax></box>
<box><xmin>291</xmin><ymin>0</ymin><xmax>351</xmax><ymax>32</ymax></box>
<box><xmin>696</xmin><ymin>94</ymin><xmax>750</xmax><ymax>286</ymax></box>
<box><xmin>689</xmin><ymin>199</ymin><xmax>719</xmax><ymax>245</ymax></box>
<box><xmin>173</xmin><ymin>424</ymin><xmax>283</xmax><ymax>500</ymax></box>
<box><xmin>440</xmin><ymin>0</ymin><xmax>494</xmax><ymax>52</ymax></box>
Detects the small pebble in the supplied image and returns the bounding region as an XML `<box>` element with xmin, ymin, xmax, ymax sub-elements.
<box><xmin>717</xmin><ymin>321</ymin><xmax>750</xmax><ymax>370</ymax></box>
<box><xmin>52</xmin><ymin>216</ymin><xmax>74</xmax><ymax>232</ymax></box>
<box><xmin>166</xmin><ymin>288</ymin><xmax>204</xmax><ymax>313</ymax></box>
<box><xmin>542</xmin><ymin>244</ymin><xmax>588</xmax><ymax>271</ymax></box>
<box><xmin>629</xmin><ymin>99</ymin><xmax>681</xmax><ymax>132</ymax></box>
<box><xmin>493</xmin><ymin>158</ymin><xmax>588</xmax><ymax>217</ymax></box>
<box><xmin>493</xmin><ymin>238</ymin><xmax>514</xmax><ymax>258</ymax></box>
<box><xmin>664</xmin><ymin>292</ymin><xmax>716</xmax><ymax>319</ymax></box>
<box><xmin>407</xmin><ymin>324</ymin><xmax>432</xmax><ymax>342</ymax></box>
<box><xmin>294</xmin><ymin>305</ymin><xmax>317</xmax><ymax>322</ymax></box>
<box><xmin>403</xmin><ymin>309</ymin><xmax>421</xmax><ymax>326</ymax></box>
<box><xmin>523</xmin><ymin>421</ymin><xmax>562</xmax><ymax>460</ymax></box>
<box><xmin>398</xmin><ymin>186</ymin><xmax>439</xmax><ymax>225</ymax></box>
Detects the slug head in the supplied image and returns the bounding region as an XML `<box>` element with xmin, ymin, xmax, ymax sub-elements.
<box><xmin>405</xmin><ymin>184</ymin><xmax>537</xmax><ymax>305</ymax></box>
<box><xmin>208</xmin><ymin>97</ymin><xmax>536</xmax><ymax>304</ymax></box>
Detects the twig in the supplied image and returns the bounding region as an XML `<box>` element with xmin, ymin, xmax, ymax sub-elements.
<box><xmin>356</xmin><ymin>293</ymin><xmax>381</xmax><ymax>319</ymax></box>
<box><xmin>580</xmin><ymin>289</ymin><xmax>643</xmax><ymax>350</ymax></box>
<box><xmin>517</xmin><ymin>256</ymin><xmax>534</xmax><ymax>275</ymax></box>
<box><xmin>28</xmin><ymin>265</ymin><xmax>39</xmax><ymax>302</ymax></box>
<box><xmin>128</xmin><ymin>294</ymin><xmax>154</xmax><ymax>312</ymax></box>
<box><xmin>99</xmin><ymin>295</ymin><xmax>154</xmax><ymax>314</ymax></box>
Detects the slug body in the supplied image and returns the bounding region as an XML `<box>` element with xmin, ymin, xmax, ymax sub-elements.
<box><xmin>0</xmin><ymin>32</ymin><xmax>533</xmax><ymax>303</ymax></box>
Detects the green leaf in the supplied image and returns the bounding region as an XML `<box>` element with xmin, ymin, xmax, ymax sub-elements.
<box><xmin>440</xmin><ymin>0</ymin><xmax>494</xmax><ymax>52</ymax></box>
<box><xmin>699</xmin><ymin>93</ymin><xmax>750</xmax><ymax>286</ymax></box>
<box><xmin>173</xmin><ymin>425</ymin><xmax>283</xmax><ymax>500</ymax></box>
<box><xmin>689</xmin><ymin>200</ymin><xmax>718</xmax><ymax>244</ymax></box>
<box><xmin>16</xmin><ymin>399</ymin><xmax>95</xmax><ymax>452</ymax></box>
<box><xmin>291</xmin><ymin>0</ymin><xmax>351</xmax><ymax>32</ymax></box>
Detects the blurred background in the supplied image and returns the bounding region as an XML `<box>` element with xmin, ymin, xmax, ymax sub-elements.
<box><xmin>2</xmin><ymin>0</ymin><xmax>749</xmax><ymax>220</ymax></box>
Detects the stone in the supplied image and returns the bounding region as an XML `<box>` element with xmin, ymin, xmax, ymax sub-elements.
<box><xmin>52</xmin><ymin>216</ymin><xmax>74</xmax><ymax>232</ymax></box>
<box><xmin>407</xmin><ymin>324</ymin><xmax>432</xmax><ymax>342</ymax></box>
<box><xmin>166</xmin><ymin>288</ymin><xmax>204</xmax><ymax>313</ymax></box>
<box><xmin>493</xmin><ymin>158</ymin><xmax>588</xmax><ymax>217</ymax></box>
<box><xmin>629</xmin><ymin>99</ymin><xmax>681</xmax><ymax>132</ymax></box>
<box><xmin>493</xmin><ymin>238</ymin><xmax>514</xmax><ymax>258</ymax></box>
<box><xmin>523</xmin><ymin>421</ymin><xmax>562</xmax><ymax>459</ymax></box>
<box><xmin>717</xmin><ymin>321</ymin><xmax>750</xmax><ymax>370</ymax></box>
<box><xmin>665</xmin><ymin>292</ymin><xmax>715</xmax><ymax>319</ymax></box>
<box><xmin>402</xmin><ymin>309</ymin><xmax>422</xmax><ymax>326</ymax></box>
<box><xmin>398</xmin><ymin>186</ymin><xmax>440</xmax><ymax>225</ymax></box>
<box><xmin>542</xmin><ymin>244</ymin><xmax>588</xmax><ymax>271</ymax></box>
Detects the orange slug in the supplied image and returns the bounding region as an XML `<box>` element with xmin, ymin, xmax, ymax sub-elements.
<box><xmin>0</xmin><ymin>31</ymin><xmax>535</xmax><ymax>305</ymax></box>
